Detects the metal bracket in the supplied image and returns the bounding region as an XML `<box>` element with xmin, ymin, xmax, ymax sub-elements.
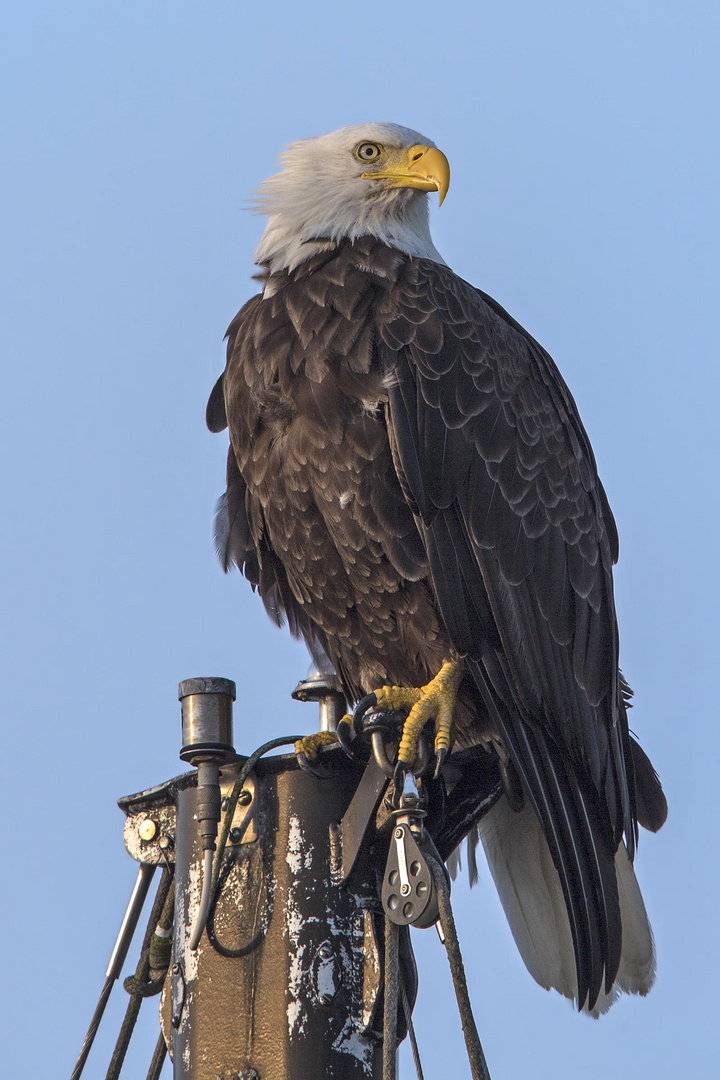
<box><xmin>329</xmin><ymin>757</ymin><xmax>389</xmax><ymax>884</ymax></box>
<box><xmin>123</xmin><ymin>804</ymin><xmax>177</xmax><ymax>865</ymax></box>
<box><xmin>221</xmin><ymin>769</ymin><xmax>257</xmax><ymax>844</ymax></box>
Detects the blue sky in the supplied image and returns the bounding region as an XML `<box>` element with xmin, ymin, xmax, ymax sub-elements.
<box><xmin>2</xmin><ymin>2</ymin><xmax>718</xmax><ymax>1076</ymax></box>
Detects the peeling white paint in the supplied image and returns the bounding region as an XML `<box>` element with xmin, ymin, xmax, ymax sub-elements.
<box><xmin>283</xmin><ymin>808</ymin><xmax>374</xmax><ymax>1073</ymax></box>
<box><xmin>285</xmin><ymin>813</ymin><xmax>310</xmax><ymax>1036</ymax></box>
<box><xmin>333</xmin><ymin>1025</ymin><xmax>375</xmax><ymax>1070</ymax></box>
<box><xmin>183</xmin><ymin>860</ymin><xmax>202</xmax><ymax>984</ymax></box>
<box><xmin>286</xmin><ymin>812</ymin><xmax>314</xmax><ymax>873</ymax></box>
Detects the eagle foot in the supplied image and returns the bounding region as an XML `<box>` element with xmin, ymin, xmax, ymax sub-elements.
<box><xmin>294</xmin><ymin>729</ymin><xmax>338</xmax><ymax>766</ymax></box>
<box><xmin>372</xmin><ymin>660</ymin><xmax>463</xmax><ymax>779</ymax></box>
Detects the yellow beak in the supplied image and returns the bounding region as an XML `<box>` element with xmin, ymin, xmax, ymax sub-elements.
<box><xmin>362</xmin><ymin>145</ymin><xmax>450</xmax><ymax>206</ymax></box>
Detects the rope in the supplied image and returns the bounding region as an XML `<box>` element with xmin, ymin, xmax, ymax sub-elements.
<box><xmin>105</xmin><ymin>866</ymin><xmax>175</xmax><ymax>1080</ymax></box>
<box><xmin>382</xmin><ymin>918</ymin><xmax>400</xmax><ymax>1080</ymax></box>
<box><xmin>427</xmin><ymin>855</ymin><xmax>492</xmax><ymax>1080</ymax></box>
<box><xmin>400</xmin><ymin>979</ymin><xmax>425</xmax><ymax>1080</ymax></box>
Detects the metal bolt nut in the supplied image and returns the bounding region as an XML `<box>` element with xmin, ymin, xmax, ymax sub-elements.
<box><xmin>400</xmin><ymin>883</ymin><xmax>411</xmax><ymax>896</ymax></box>
<box><xmin>138</xmin><ymin>819</ymin><xmax>157</xmax><ymax>842</ymax></box>
<box><xmin>394</xmin><ymin>827</ymin><xmax>403</xmax><ymax>839</ymax></box>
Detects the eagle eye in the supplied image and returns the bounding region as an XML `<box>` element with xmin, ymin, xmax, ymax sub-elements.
<box><xmin>356</xmin><ymin>142</ymin><xmax>382</xmax><ymax>163</ymax></box>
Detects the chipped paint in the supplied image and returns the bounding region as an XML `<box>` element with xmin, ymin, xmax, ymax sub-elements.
<box><xmin>283</xmin><ymin>807</ymin><xmax>374</xmax><ymax>1073</ymax></box>
<box><xmin>286</xmin><ymin>812</ymin><xmax>314</xmax><ymax>874</ymax></box>
<box><xmin>285</xmin><ymin>812</ymin><xmax>311</xmax><ymax>1037</ymax></box>
<box><xmin>333</xmin><ymin>1024</ymin><xmax>375</xmax><ymax>1070</ymax></box>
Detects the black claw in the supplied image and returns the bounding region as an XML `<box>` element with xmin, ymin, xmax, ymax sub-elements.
<box><xmin>296</xmin><ymin>751</ymin><xmax>312</xmax><ymax>773</ymax></box>
<box><xmin>352</xmin><ymin>692</ymin><xmax>379</xmax><ymax>737</ymax></box>
<box><xmin>336</xmin><ymin>718</ymin><xmax>370</xmax><ymax>762</ymax></box>
<box><xmin>433</xmin><ymin>748</ymin><xmax>447</xmax><ymax>780</ymax></box>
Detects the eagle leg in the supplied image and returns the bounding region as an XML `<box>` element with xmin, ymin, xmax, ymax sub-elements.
<box><xmin>375</xmin><ymin>660</ymin><xmax>463</xmax><ymax>778</ymax></box>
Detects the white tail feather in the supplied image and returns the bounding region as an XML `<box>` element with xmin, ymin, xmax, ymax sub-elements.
<box><xmin>476</xmin><ymin>796</ymin><xmax>656</xmax><ymax>1017</ymax></box>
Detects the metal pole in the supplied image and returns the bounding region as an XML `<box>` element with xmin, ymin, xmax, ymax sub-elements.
<box><xmin>110</xmin><ymin>671</ymin><xmax>501</xmax><ymax>1078</ymax></box>
<box><xmin>170</xmin><ymin>748</ymin><xmax>388</xmax><ymax>1079</ymax></box>
<box><xmin>70</xmin><ymin>863</ymin><xmax>156</xmax><ymax>1080</ymax></box>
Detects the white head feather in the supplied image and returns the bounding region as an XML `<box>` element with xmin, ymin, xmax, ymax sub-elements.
<box><xmin>253</xmin><ymin>123</ymin><xmax>446</xmax><ymax>274</ymax></box>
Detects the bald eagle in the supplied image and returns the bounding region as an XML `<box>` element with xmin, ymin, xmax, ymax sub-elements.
<box><xmin>207</xmin><ymin>123</ymin><xmax>666</xmax><ymax>1015</ymax></box>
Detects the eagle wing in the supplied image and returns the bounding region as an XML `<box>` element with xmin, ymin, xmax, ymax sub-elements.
<box><xmin>376</xmin><ymin>258</ymin><xmax>636</xmax><ymax>1010</ymax></box>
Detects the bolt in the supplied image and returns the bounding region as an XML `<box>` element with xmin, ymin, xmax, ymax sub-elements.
<box><xmin>229</xmin><ymin>827</ymin><xmax>244</xmax><ymax>844</ymax></box>
<box><xmin>221</xmin><ymin>797</ymin><xmax>230</xmax><ymax>812</ymax></box>
<box><xmin>238</xmin><ymin>790</ymin><xmax>253</xmax><ymax>806</ymax></box>
<box><xmin>394</xmin><ymin>827</ymin><xmax>403</xmax><ymax>839</ymax></box>
<box><xmin>318</xmin><ymin>943</ymin><xmax>333</xmax><ymax>959</ymax></box>
<box><xmin>401</xmin><ymin>883</ymin><xmax>411</xmax><ymax>896</ymax></box>
<box><xmin>159</xmin><ymin>835</ymin><xmax>174</xmax><ymax>851</ymax></box>
<box><xmin>138</xmin><ymin>819</ymin><xmax>157</xmax><ymax>842</ymax></box>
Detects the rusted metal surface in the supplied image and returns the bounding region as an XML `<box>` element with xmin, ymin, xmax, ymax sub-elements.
<box><xmin>170</xmin><ymin>749</ymin><xmax>387</xmax><ymax>1079</ymax></box>
<box><xmin>119</xmin><ymin>735</ymin><xmax>503</xmax><ymax>1077</ymax></box>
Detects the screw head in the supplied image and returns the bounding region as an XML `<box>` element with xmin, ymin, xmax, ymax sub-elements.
<box><xmin>229</xmin><ymin>827</ymin><xmax>243</xmax><ymax>844</ymax></box>
<box><xmin>318</xmin><ymin>943</ymin><xmax>333</xmax><ymax>959</ymax></box>
<box><xmin>400</xmin><ymin>883</ymin><xmax>411</xmax><ymax>896</ymax></box>
<box><xmin>138</xmin><ymin>819</ymin><xmax>157</xmax><ymax>842</ymax></box>
<box><xmin>238</xmin><ymin>790</ymin><xmax>253</xmax><ymax>806</ymax></box>
<box><xmin>159</xmin><ymin>835</ymin><xmax>174</xmax><ymax>851</ymax></box>
<box><xmin>394</xmin><ymin>827</ymin><xmax>403</xmax><ymax>839</ymax></box>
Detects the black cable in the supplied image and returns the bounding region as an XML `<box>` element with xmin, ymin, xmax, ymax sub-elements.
<box><xmin>105</xmin><ymin>867</ymin><xmax>175</xmax><ymax>1080</ymax></box>
<box><xmin>427</xmin><ymin>855</ymin><xmax>491</xmax><ymax>1080</ymax></box>
<box><xmin>400</xmin><ymin>978</ymin><xmax>425</xmax><ymax>1080</ymax></box>
<box><xmin>383</xmin><ymin>918</ymin><xmax>400</xmax><ymax>1080</ymax></box>
<box><xmin>211</xmin><ymin>735</ymin><xmax>304</xmax><ymax>893</ymax></box>
<box><xmin>69</xmin><ymin>976</ymin><xmax>114</xmax><ymax>1080</ymax></box>
<box><xmin>145</xmin><ymin>1032</ymin><xmax>168</xmax><ymax>1080</ymax></box>
<box><xmin>197</xmin><ymin>738</ymin><xmax>304</xmax><ymax>959</ymax></box>
<box><xmin>205</xmin><ymin>849</ymin><xmax>265</xmax><ymax>959</ymax></box>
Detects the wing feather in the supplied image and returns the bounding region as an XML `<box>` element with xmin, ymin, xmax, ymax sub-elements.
<box><xmin>378</xmin><ymin>258</ymin><xmax>636</xmax><ymax>1009</ymax></box>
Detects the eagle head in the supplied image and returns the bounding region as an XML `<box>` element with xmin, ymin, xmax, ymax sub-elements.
<box><xmin>253</xmin><ymin>123</ymin><xmax>450</xmax><ymax>274</ymax></box>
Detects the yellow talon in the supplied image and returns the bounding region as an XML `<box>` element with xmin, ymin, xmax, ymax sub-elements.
<box><xmin>398</xmin><ymin>660</ymin><xmax>462</xmax><ymax>766</ymax></box>
<box><xmin>369</xmin><ymin>661</ymin><xmax>463</xmax><ymax>768</ymax></box>
<box><xmin>294</xmin><ymin>730</ymin><xmax>338</xmax><ymax>761</ymax></box>
<box><xmin>375</xmin><ymin>686</ymin><xmax>424</xmax><ymax>712</ymax></box>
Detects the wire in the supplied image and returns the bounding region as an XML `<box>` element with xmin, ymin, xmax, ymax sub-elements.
<box><xmin>188</xmin><ymin>848</ymin><xmax>214</xmax><ymax>951</ymax></box>
<box><xmin>69</xmin><ymin>976</ymin><xmax>114</xmax><ymax>1080</ymax></box>
<box><xmin>401</xmin><ymin>979</ymin><xmax>425</xmax><ymax>1080</ymax></box>
<box><xmin>145</xmin><ymin>1032</ymin><xmax>168</xmax><ymax>1080</ymax></box>
<box><xmin>70</xmin><ymin>864</ymin><xmax>157</xmax><ymax>1080</ymax></box>
<box><xmin>105</xmin><ymin>867</ymin><xmax>175</xmax><ymax>1080</ymax></box>
<box><xmin>189</xmin><ymin>735</ymin><xmax>304</xmax><ymax>952</ymax></box>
